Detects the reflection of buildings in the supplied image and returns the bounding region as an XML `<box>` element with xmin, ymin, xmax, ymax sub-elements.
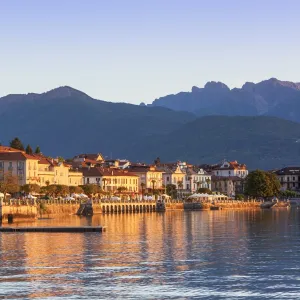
<box><xmin>4</xmin><ymin>210</ymin><xmax>297</xmax><ymax>298</ymax></box>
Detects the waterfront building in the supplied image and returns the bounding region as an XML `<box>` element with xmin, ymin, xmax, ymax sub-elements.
<box><xmin>275</xmin><ymin>167</ymin><xmax>300</xmax><ymax>191</ymax></box>
<box><xmin>37</xmin><ymin>157</ymin><xmax>83</xmax><ymax>186</ymax></box>
<box><xmin>72</xmin><ymin>153</ymin><xmax>104</xmax><ymax>168</ymax></box>
<box><xmin>0</xmin><ymin>149</ymin><xmax>83</xmax><ymax>187</ymax></box>
<box><xmin>128</xmin><ymin>164</ymin><xmax>163</xmax><ymax>192</ymax></box>
<box><xmin>101</xmin><ymin>159</ymin><xmax>131</xmax><ymax>169</ymax></box>
<box><xmin>82</xmin><ymin>167</ymin><xmax>139</xmax><ymax>193</ymax></box>
<box><xmin>212</xmin><ymin>160</ymin><xmax>248</xmax><ymax>178</ymax></box>
<box><xmin>0</xmin><ymin>152</ymin><xmax>39</xmax><ymax>185</ymax></box>
<box><xmin>157</xmin><ymin>164</ymin><xmax>186</xmax><ymax>190</ymax></box>
<box><xmin>211</xmin><ymin>175</ymin><xmax>244</xmax><ymax>197</ymax></box>
<box><xmin>187</xmin><ymin>168</ymin><xmax>212</xmax><ymax>192</ymax></box>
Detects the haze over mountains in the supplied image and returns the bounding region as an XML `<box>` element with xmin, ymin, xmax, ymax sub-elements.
<box><xmin>150</xmin><ymin>78</ymin><xmax>300</xmax><ymax>123</ymax></box>
<box><xmin>1</xmin><ymin>78</ymin><xmax>300</xmax><ymax>170</ymax></box>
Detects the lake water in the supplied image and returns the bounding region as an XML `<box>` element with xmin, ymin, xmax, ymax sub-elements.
<box><xmin>1</xmin><ymin>209</ymin><xmax>300</xmax><ymax>299</ymax></box>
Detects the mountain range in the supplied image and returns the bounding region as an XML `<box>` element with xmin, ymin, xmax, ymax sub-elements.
<box><xmin>150</xmin><ymin>78</ymin><xmax>300</xmax><ymax>123</ymax></box>
<box><xmin>1</xmin><ymin>78</ymin><xmax>300</xmax><ymax>170</ymax></box>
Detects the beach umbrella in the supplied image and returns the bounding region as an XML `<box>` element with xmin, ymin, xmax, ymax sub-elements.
<box><xmin>79</xmin><ymin>193</ymin><xmax>88</xmax><ymax>198</ymax></box>
<box><xmin>71</xmin><ymin>193</ymin><xmax>80</xmax><ymax>198</ymax></box>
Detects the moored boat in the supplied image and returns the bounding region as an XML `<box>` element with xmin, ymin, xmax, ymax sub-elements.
<box><xmin>260</xmin><ymin>201</ymin><xmax>277</xmax><ymax>209</ymax></box>
<box><xmin>156</xmin><ymin>199</ymin><xmax>166</xmax><ymax>212</ymax></box>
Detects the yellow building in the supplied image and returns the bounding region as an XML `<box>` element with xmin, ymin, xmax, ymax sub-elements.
<box><xmin>82</xmin><ymin>167</ymin><xmax>139</xmax><ymax>193</ymax></box>
<box><xmin>0</xmin><ymin>149</ymin><xmax>82</xmax><ymax>187</ymax></box>
<box><xmin>128</xmin><ymin>165</ymin><xmax>163</xmax><ymax>192</ymax></box>
<box><xmin>0</xmin><ymin>151</ymin><xmax>40</xmax><ymax>185</ymax></box>
<box><xmin>37</xmin><ymin>157</ymin><xmax>83</xmax><ymax>186</ymax></box>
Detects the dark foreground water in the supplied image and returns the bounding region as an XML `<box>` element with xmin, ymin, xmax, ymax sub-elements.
<box><xmin>1</xmin><ymin>209</ymin><xmax>300</xmax><ymax>299</ymax></box>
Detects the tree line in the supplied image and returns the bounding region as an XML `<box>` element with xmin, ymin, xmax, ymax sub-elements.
<box><xmin>9</xmin><ymin>137</ymin><xmax>41</xmax><ymax>155</ymax></box>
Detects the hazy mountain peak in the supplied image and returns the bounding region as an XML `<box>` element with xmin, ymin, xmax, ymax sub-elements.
<box><xmin>42</xmin><ymin>86</ymin><xmax>91</xmax><ymax>99</ymax></box>
<box><xmin>259</xmin><ymin>78</ymin><xmax>300</xmax><ymax>90</ymax></box>
<box><xmin>191</xmin><ymin>86</ymin><xmax>201</xmax><ymax>93</ymax></box>
<box><xmin>204</xmin><ymin>81</ymin><xmax>230</xmax><ymax>91</ymax></box>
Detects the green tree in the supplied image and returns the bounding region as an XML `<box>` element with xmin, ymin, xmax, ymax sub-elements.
<box><xmin>55</xmin><ymin>185</ymin><xmax>69</xmax><ymax>197</ymax></box>
<box><xmin>21</xmin><ymin>184</ymin><xmax>40</xmax><ymax>194</ymax></box>
<box><xmin>25</xmin><ymin>144</ymin><xmax>33</xmax><ymax>155</ymax></box>
<box><xmin>280</xmin><ymin>190</ymin><xmax>298</xmax><ymax>199</ymax></box>
<box><xmin>151</xmin><ymin>179</ymin><xmax>156</xmax><ymax>195</ymax></box>
<box><xmin>197</xmin><ymin>187</ymin><xmax>212</xmax><ymax>194</ymax></box>
<box><xmin>80</xmin><ymin>184</ymin><xmax>98</xmax><ymax>196</ymax></box>
<box><xmin>166</xmin><ymin>184</ymin><xmax>177</xmax><ymax>199</ymax></box>
<box><xmin>57</xmin><ymin>156</ymin><xmax>64</xmax><ymax>162</ymax></box>
<box><xmin>244</xmin><ymin>170</ymin><xmax>281</xmax><ymax>200</ymax></box>
<box><xmin>141</xmin><ymin>182</ymin><xmax>146</xmax><ymax>199</ymax></box>
<box><xmin>43</xmin><ymin>184</ymin><xmax>57</xmax><ymax>197</ymax></box>
<box><xmin>235</xmin><ymin>194</ymin><xmax>245</xmax><ymax>200</ymax></box>
<box><xmin>10</xmin><ymin>137</ymin><xmax>24</xmax><ymax>150</ymax></box>
<box><xmin>35</xmin><ymin>146</ymin><xmax>41</xmax><ymax>154</ymax></box>
<box><xmin>69</xmin><ymin>186</ymin><xmax>84</xmax><ymax>194</ymax></box>
<box><xmin>0</xmin><ymin>173</ymin><xmax>20</xmax><ymax>202</ymax></box>
<box><xmin>177</xmin><ymin>180</ymin><xmax>184</xmax><ymax>199</ymax></box>
<box><xmin>117</xmin><ymin>186</ymin><xmax>127</xmax><ymax>193</ymax></box>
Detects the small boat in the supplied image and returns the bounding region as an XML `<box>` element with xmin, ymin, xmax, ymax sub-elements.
<box><xmin>210</xmin><ymin>206</ymin><xmax>221</xmax><ymax>210</ymax></box>
<box><xmin>260</xmin><ymin>201</ymin><xmax>277</xmax><ymax>209</ymax></box>
<box><xmin>156</xmin><ymin>200</ymin><xmax>166</xmax><ymax>212</ymax></box>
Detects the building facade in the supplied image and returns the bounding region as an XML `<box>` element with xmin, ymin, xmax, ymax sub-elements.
<box><xmin>0</xmin><ymin>150</ymin><xmax>83</xmax><ymax>187</ymax></box>
<box><xmin>212</xmin><ymin>160</ymin><xmax>248</xmax><ymax>178</ymax></box>
<box><xmin>128</xmin><ymin>165</ymin><xmax>163</xmax><ymax>192</ymax></box>
<box><xmin>186</xmin><ymin>168</ymin><xmax>212</xmax><ymax>193</ymax></box>
<box><xmin>82</xmin><ymin>167</ymin><xmax>139</xmax><ymax>193</ymax></box>
<box><xmin>211</xmin><ymin>175</ymin><xmax>244</xmax><ymax>197</ymax></box>
<box><xmin>275</xmin><ymin>167</ymin><xmax>300</xmax><ymax>191</ymax></box>
<box><xmin>0</xmin><ymin>152</ymin><xmax>39</xmax><ymax>185</ymax></box>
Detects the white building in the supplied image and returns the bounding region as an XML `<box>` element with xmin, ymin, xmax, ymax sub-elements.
<box><xmin>212</xmin><ymin>160</ymin><xmax>248</xmax><ymax>178</ymax></box>
<box><xmin>186</xmin><ymin>168</ymin><xmax>212</xmax><ymax>192</ymax></box>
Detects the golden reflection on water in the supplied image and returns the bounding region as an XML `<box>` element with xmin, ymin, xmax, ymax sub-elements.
<box><xmin>1</xmin><ymin>209</ymin><xmax>300</xmax><ymax>299</ymax></box>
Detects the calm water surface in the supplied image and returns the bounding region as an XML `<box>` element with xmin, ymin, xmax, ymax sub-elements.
<box><xmin>1</xmin><ymin>209</ymin><xmax>300</xmax><ymax>299</ymax></box>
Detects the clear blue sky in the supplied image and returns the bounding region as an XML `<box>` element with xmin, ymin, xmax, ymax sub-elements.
<box><xmin>0</xmin><ymin>0</ymin><xmax>299</xmax><ymax>104</ymax></box>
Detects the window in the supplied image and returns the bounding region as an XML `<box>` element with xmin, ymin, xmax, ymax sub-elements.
<box><xmin>0</xmin><ymin>162</ymin><xmax>3</xmax><ymax>170</ymax></box>
<box><xmin>293</xmin><ymin>177</ymin><xmax>295</xmax><ymax>181</ymax></box>
<box><xmin>287</xmin><ymin>177</ymin><xmax>290</xmax><ymax>182</ymax></box>
<box><xmin>87</xmin><ymin>178</ymin><xmax>90</xmax><ymax>184</ymax></box>
<box><xmin>293</xmin><ymin>182</ymin><xmax>296</xmax><ymax>187</ymax></box>
<box><xmin>8</xmin><ymin>162</ymin><xmax>13</xmax><ymax>169</ymax></box>
<box><xmin>167</xmin><ymin>176</ymin><xmax>169</xmax><ymax>181</ymax></box>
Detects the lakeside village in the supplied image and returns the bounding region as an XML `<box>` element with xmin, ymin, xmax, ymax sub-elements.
<box><xmin>0</xmin><ymin>138</ymin><xmax>299</xmax><ymax>207</ymax></box>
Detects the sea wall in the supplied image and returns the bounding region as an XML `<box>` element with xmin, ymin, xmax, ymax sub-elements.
<box><xmin>0</xmin><ymin>204</ymin><xmax>37</xmax><ymax>222</ymax></box>
<box><xmin>166</xmin><ymin>203</ymin><xmax>184</xmax><ymax>210</ymax></box>
<box><xmin>39</xmin><ymin>203</ymin><xmax>102</xmax><ymax>217</ymax></box>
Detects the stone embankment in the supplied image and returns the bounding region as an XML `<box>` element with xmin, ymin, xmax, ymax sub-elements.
<box><xmin>0</xmin><ymin>199</ymin><xmax>37</xmax><ymax>223</ymax></box>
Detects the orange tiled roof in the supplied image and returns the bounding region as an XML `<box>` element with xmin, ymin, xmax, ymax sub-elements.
<box><xmin>0</xmin><ymin>146</ymin><xmax>21</xmax><ymax>152</ymax></box>
<box><xmin>0</xmin><ymin>152</ymin><xmax>39</xmax><ymax>161</ymax></box>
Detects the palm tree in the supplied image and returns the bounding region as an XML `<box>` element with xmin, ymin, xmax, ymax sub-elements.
<box><xmin>102</xmin><ymin>178</ymin><xmax>107</xmax><ymax>192</ymax></box>
<box><xmin>151</xmin><ymin>180</ymin><xmax>156</xmax><ymax>195</ymax></box>
<box><xmin>206</xmin><ymin>178</ymin><xmax>211</xmax><ymax>188</ymax></box>
<box><xmin>178</xmin><ymin>180</ymin><xmax>183</xmax><ymax>199</ymax></box>
<box><xmin>141</xmin><ymin>182</ymin><xmax>145</xmax><ymax>200</ymax></box>
<box><xmin>187</xmin><ymin>176</ymin><xmax>192</xmax><ymax>192</ymax></box>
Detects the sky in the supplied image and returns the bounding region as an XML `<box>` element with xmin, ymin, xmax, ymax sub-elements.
<box><xmin>1</xmin><ymin>0</ymin><xmax>300</xmax><ymax>104</ymax></box>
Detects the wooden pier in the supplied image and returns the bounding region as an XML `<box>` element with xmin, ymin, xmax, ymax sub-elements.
<box><xmin>100</xmin><ymin>202</ymin><xmax>157</xmax><ymax>214</ymax></box>
<box><xmin>0</xmin><ymin>226</ymin><xmax>106</xmax><ymax>233</ymax></box>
